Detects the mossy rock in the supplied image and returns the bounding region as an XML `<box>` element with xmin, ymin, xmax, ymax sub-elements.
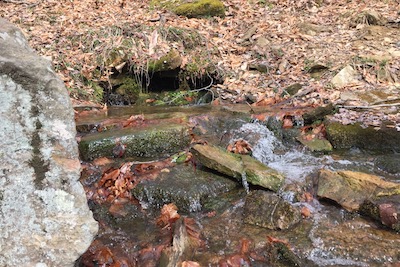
<box><xmin>191</xmin><ymin>144</ymin><xmax>285</xmax><ymax>192</ymax></box>
<box><xmin>296</xmin><ymin>136</ymin><xmax>333</xmax><ymax>152</ymax></box>
<box><xmin>243</xmin><ymin>190</ymin><xmax>301</xmax><ymax>230</ymax></box>
<box><xmin>174</xmin><ymin>0</ymin><xmax>225</xmax><ymax>18</ymax></box>
<box><xmin>132</xmin><ymin>164</ymin><xmax>238</xmax><ymax>213</ymax></box>
<box><xmin>325</xmin><ymin>121</ymin><xmax>400</xmax><ymax>151</ymax></box>
<box><xmin>79</xmin><ymin>124</ymin><xmax>190</xmax><ymax>161</ymax></box>
<box><xmin>148</xmin><ymin>49</ymin><xmax>182</xmax><ymax>73</ymax></box>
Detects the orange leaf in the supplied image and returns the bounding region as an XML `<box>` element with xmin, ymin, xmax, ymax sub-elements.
<box><xmin>253</xmin><ymin>97</ymin><xmax>276</xmax><ymax>106</ymax></box>
<box><xmin>156</xmin><ymin>203</ymin><xmax>180</xmax><ymax>228</ymax></box>
<box><xmin>282</xmin><ymin>118</ymin><xmax>293</xmax><ymax>129</ymax></box>
<box><xmin>98</xmin><ymin>169</ymin><xmax>120</xmax><ymax>187</ymax></box>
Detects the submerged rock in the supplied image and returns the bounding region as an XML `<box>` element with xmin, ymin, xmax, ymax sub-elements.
<box><xmin>159</xmin><ymin>217</ymin><xmax>202</xmax><ymax>267</ymax></box>
<box><xmin>359</xmin><ymin>196</ymin><xmax>400</xmax><ymax>232</ymax></box>
<box><xmin>79</xmin><ymin>123</ymin><xmax>191</xmax><ymax>161</ymax></box>
<box><xmin>374</xmin><ymin>154</ymin><xmax>400</xmax><ymax>176</ymax></box>
<box><xmin>243</xmin><ymin>190</ymin><xmax>301</xmax><ymax>230</ymax></box>
<box><xmin>308</xmin><ymin>209</ymin><xmax>400</xmax><ymax>266</ymax></box>
<box><xmin>132</xmin><ymin>164</ymin><xmax>238</xmax><ymax>212</ymax></box>
<box><xmin>191</xmin><ymin>144</ymin><xmax>285</xmax><ymax>192</ymax></box>
<box><xmin>317</xmin><ymin>169</ymin><xmax>400</xmax><ymax>211</ymax></box>
<box><xmin>0</xmin><ymin>19</ymin><xmax>97</xmax><ymax>266</ymax></box>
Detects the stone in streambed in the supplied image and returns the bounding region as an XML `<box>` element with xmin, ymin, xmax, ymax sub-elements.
<box><xmin>317</xmin><ymin>169</ymin><xmax>400</xmax><ymax>211</ymax></box>
<box><xmin>325</xmin><ymin>121</ymin><xmax>400</xmax><ymax>151</ymax></box>
<box><xmin>243</xmin><ymin>190</ymin><xmax>301</xmax><ymax>230</ymax></box>
<box><xmin>132</xmin><ymin>164</ymin><xmax>238</xmax><ymax>212</ymax></box>
<box><xmin>359</xmin><ymin>196</ymin><xmax>400</xmax><ymax>232</ymax></box>
<box><xmin>296</xmin><ymin>135</ymin><xmax>333</xmax><ymax>152</ymax></box>
<box><xmin>191</xmin><ymin>144</ymin><xmax>285</xmax><ymax>192</ymax></box>
<box><xmin>79</xmin><ymin>123</ymin><xmax>190</xmax><ymax>161</ymax></box>
<box><xmin>241</xmin><ymin>155</ymin><xmax>284</xmax><ymax>192</ymax></box>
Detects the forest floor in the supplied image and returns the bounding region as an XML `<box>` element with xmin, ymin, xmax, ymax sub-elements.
<box><xmin>1</xmin><ymin>0</ymin><xmax>400</xmax><ymax>126</ymax></box>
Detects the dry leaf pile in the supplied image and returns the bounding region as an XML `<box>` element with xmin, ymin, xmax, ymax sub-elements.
<box><xmin>1</xmin><ymin>0</ymin><xmax>400</xmax><ymax>124</ymax></box>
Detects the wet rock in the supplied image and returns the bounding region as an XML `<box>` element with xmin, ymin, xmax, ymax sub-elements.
<box><xmin>243</xmin><ymin>190</ymin><xmax>301</xmax><ymax>230</ymax></box>
<box><xmin>374</xmin><ymin>155</ymin><xmax>400</xmax><ymax>176</ymax></box>
<box><xmin>159</xmin><ymin>217</ymin><xmax>202</xmax><ymax>267</ymax></box>
<box><xmin>308</xmin><ymin>210</ymin><xmax>400</xmax><ymax>266</ymax></box>
<box><xmin>296</xmin><ymin>136</ymin><xmax>333</xmax><ymax>152</ymax></box>
<box><xmin>189</xmin><ymin>110</ymin><xmax>249</xmax><ymax>147</ymax></box>
<box><xmin>241</xmin><ymin>155</ymin><xmax>284</xmax><ymax>192</ymax></box>
<box><xmin>317</xmin><ymin>169</ymin><xmax>400</xmax><ymax>211</ymax></box>
<box><xmin>132</xmin><ymin>164</ymin><xmax>238</xmax><ymax>212</ymax></box>
<box><xmin>325</xmin><ymin>121</ymin><xmax>400</xmax><ymax>151</ymax></box>
<box><xmin>359</xmin><ymin>196</ymin><xmax>400</xmax><ymax>232</ymax></box>
<box><xmin>191</xmin><ymin>144</ymin><xmax>285</xmax><ymax>192</ymax></box>
<box><xmin>331</xmin><ymin>65</ymin><xmax>359</xmax><ymax>88</ymax></box>
<box><xmin>79</xmin><ymin>123</ymin><xmax>191</xmax><ymax>161</ymax></box>
<box><xmin>107</xmin><ymin>76</ymin><xmax>140</xmax><ymax>106</ymax></box>
<box><xmin>302</xmin><ymin>103</ymin><xmax>334</xmax><ymax>125</ymax></box>
<box><xmin>0</xmin><ymin>19</ymin><xmax>98</xmax><ymax>266</ymax></box>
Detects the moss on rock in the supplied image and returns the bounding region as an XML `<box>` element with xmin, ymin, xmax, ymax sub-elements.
<box><xmin>79</xmin><ymin>124</ymin><xmax>191</xmax><ymax>161</ymax></box>
<box><xmin>174</xmin><ymin>0</ymin><xmax>225</xmax><ymax>18</ymax></box>
<box><xmin>326</xmin><ymin>121</ymin><xmax>400</xmax><ymax>151</ymax></box>
<box><xmin>148</xmin><ymin>49</ymin><xmax>182</xmax><ymax>73</ymax></box>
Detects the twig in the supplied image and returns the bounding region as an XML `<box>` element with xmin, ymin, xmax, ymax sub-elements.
<box><xmin>1</xmin><ymin>0</ymin><xmax>29</xmax><ymax>3</ymax></box>
<box><xmin>337</xmin><ymin>103</ymin><xmax>400</xmax><ymax>109</ymax></box>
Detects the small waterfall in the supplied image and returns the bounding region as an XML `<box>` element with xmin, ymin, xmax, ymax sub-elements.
<box><xmin>232</xmin><ymin>122</ymin><xmax>329</xmax><ymax>183</ymax></box>
<box><xmin>231</xmin><ymin>122</ymin><xmax>378</xmax><ymax>184</ymax></box>
<box><xmin>241</xmin><ymin>172</ymin><xmax>249</xmax><ymax>194</ymax></box>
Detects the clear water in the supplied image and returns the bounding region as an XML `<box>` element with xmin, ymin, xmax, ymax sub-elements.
<box><xmin>234</xmin><ymin>122</ymin><xmax>377</xmax><ymax>184</ymax></box>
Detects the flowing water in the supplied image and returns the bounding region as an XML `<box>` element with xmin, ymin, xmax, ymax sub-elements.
<box><xmin>77</xmin><ymin>106</ymin><xmax>400</xmax><ymax>266</ymax></box>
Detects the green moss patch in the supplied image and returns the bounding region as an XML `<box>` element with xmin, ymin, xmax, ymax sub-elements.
<box><xmin>174</xmin><ymin>0</ymin><xmax>225</xmax><ymax>18</ymax></box>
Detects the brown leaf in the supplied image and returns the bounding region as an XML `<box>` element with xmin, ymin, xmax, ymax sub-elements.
<box><xmin>253</xmin><ymin>97</ymin><xmax>276</xmax><ymax>106</ymax></box>
<box><xmin>93</xmin><ymin>157</ymin><xmax>113</xmax><ymax>166</ymax></box>
<box><xmin>156</xmin><ymin>203</ymin><xmax>180</xmax><ymax>228</ymax></box>
<box><xmin>301</xmin><ymin>206</ymin><xmax>311</xmax><ymax>218</ymax></box>
<box><xmin>98</xmin><ymin>169</ymin><xmax>120</xmax><ymax>187</ymax></box>
<box><xmin>182</xmin><ymin>261</ymin><xmax>201</xmax><ymax>267</ymax></box>
<box><xmin>282</xmin><ymin>118</ymin><xmax>293</xmax><ymax>129</ymax></box>
<box><xmin>379</xmin><ymin>203</ymin><xmax>398</xmax><ymax>227</ymax></box>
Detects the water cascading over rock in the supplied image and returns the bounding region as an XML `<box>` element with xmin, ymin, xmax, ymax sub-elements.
<box><xmin>0</xmin><ymin>19</ymin><xmax>98</xmax><ymax>266</ymax></box>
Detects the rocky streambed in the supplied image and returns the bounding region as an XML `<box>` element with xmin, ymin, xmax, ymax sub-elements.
<box><xmin>74</xmin><ymin>104</ymin><xmax>400</xmax><ymax>267</ymax></box>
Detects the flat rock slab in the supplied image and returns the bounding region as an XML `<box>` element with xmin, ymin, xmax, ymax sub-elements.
<box><xmin>326</xmin><ymin>121</ymin><xmax>400</xmax><ymax>151</ymax></box>
<box><xmin>191</xmin><ymin>144</ymin><xmax>284</xmax><ymax>192</ymax></box>
<box><xmin>0</xmin><ymin>19</ymin><xmax>97</xmax><ymax>266</ymax></box>
<box><xmin>317</xmin><ymin>169</ymin><xmax>400</xmax><ymax>211</ymax></box>
<box><xmin>243</xmin><ymin>190</ymin><xmax>301</xmax><ymax>230</ymax></box>
<box><xmin>132</xmin><ymin>164</ymin><xmax>238</xmax><ymax>212</ymax></box>
<box><xmin>79</xmin><ymin>123</ymin><xmax>191</xmax><ymax>161</ymax></box>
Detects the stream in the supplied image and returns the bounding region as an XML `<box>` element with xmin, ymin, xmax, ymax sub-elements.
<box><xmin>75</xmin><ymin>105</ymin><xmax>400</xmax><ymax>267</ymax></box>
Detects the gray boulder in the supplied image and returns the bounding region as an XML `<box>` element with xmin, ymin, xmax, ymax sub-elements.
<box><xmin>0</xmin><ymin>19</ymin><xmax>98</xmax><ymax>266</ymax></box>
